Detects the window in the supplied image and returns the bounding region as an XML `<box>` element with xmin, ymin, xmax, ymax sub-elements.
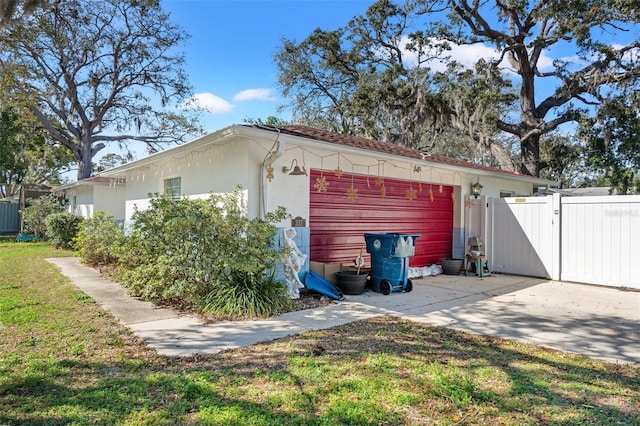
<box><xmin>500</xmin><ymin>191</ymin><xmax>515</xmax><ymax>198</ymax></box>
<box><xmin>164</xmin><ymin>177</ymin><xmax>181</xmax><ymax>198</ymax></box>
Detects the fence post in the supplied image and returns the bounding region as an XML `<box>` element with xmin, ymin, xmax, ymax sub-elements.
<box><xmin>552</xmin><ymin>193</ymin><xmax>561</xmax><ymax>281</ymax></box>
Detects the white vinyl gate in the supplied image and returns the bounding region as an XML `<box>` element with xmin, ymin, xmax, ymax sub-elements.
<box><xmin>469</xmin><ymin>194</ymin><xmax>639</xmax><ymax>289</ymax></box>
<box><xmin>486</xmin><ymin>195</ymin><xmax>559</xmax><ymax>279</ymax></box>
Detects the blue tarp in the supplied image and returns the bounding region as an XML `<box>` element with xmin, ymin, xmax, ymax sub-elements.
<box><xmin>304</xmin><ymin>270</ymin><xmax>345</xmax><ymax>301</ymax></box>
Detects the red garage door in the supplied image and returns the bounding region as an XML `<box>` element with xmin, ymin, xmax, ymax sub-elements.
<box><xmin>309</xmin><ymin>169</ymin><xmax>453</xmax><ymax>267</ymax></box>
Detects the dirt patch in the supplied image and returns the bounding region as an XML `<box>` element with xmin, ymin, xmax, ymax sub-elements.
<box><xmin>288</xmin><ymin>290</ymin><xmax>336</xmax><ymax>312</ymax></box>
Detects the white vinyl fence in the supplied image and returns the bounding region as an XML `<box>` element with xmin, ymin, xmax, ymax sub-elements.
<box><xmin>561</xmin><ymin>196</ymin><xmax>638</xmax><ymax>288</ymax></box>
<box><xmin>469</xmin><ymin>194</ymin><xmax>639</xmax><ymax>289</ymax></box>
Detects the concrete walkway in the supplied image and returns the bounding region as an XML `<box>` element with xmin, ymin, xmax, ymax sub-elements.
<box><xmin>47</xmin><ymin>257</ymin><xmax>640</xmax><ymax>365</ymax></box>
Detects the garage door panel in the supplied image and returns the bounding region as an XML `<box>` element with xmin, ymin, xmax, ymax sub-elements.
<box><xmin>310</xmin><ymin>169</ymin><xmax>453</xmax><ymax>266</ymax></box>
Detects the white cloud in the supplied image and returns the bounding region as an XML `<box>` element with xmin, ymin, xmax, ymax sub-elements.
<box><xmin>182</xmin><ymin>92</ymin><xmax>234</xmax><ymax>114</ymax></box>
<box><xmin>610</xmin><ymin>43</ymin><xmax>639</xmax><ymax>62</ymax></box>
<box><xmin>232</xmin><ymin>88</ymin><xmax>276</xmax><ymax>102</ymax></box>
<box><xmin>535</xmin><ymin>52</ymin><xmax>555</xmax><ymax>71</ymax></box>
<box><xmin>399</xmin><ymin>36</ymin><xmax>555</xmax><ymax>73</ymax></box>
<box><xmin>441</xmin><ymin>42</ymin><xmax>502</xmax><ymax>70</ymax></box>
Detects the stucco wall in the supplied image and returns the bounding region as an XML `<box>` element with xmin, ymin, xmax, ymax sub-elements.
<box><xmin>93</xmin><ymin>185</ymin><xmax>126</xmax><ymax>222</ymax></box>
<box><xmin>66</xmin><ymin>186</ymin><xmax>94</xmax><ymax>218</ymax></box>
<box><xmin>123</xmin><ymin>137</ymin><xmax>255</xmax><ymax>221</ymax></box>
<box><xmin>63</xmin><ymin>184</ymin><xmax>126</xmax><ymax>221</ymax></box>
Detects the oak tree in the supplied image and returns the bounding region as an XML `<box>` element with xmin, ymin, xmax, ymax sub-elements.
<box><xmin>0</xmin><ymin>0</ymin><xmax>201</xmax><ymax>180</ymax></box>
<box><xmin>0</xmin><ymin>105</ymin><xmax>73</xmax><ymax>198</ymax></box>
<box><xmin>0</xmin><ymin>0</ymin><xmax>45</xmax><ymax>27</ymax></box>
<box><xmin>276</xmin><ymin>0</ymin><xmax>640</xmax><ymax>176</ymax></box>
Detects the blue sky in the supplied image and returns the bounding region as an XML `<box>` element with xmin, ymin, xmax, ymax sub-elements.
<box><xmin>164</xmin><ymin>0</ymin><xmax>373</xmax><ymax>132</ymax></box>
<box><xmin>163</xmin><ymin>0</ymin><xmax>620</xmax><ymax>133</ymax></box>
<box><xmin>92</xmin><ymin>0</ymin><xmax>636</xmax><ymax>168</ymax></box>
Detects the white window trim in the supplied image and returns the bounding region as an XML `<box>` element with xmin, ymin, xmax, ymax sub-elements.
<box><xmin>163</xmin><ymin>176</ymin><xmax>182</xmax><ymax>198</ymax></box>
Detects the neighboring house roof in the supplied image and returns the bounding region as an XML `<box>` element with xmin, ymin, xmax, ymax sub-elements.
<box><xmin>101</xmin><ymin>124</ymin><xmax>556</xmax><ymax>187</ymax></box>
<box><xmin>1</xmin><ymin>184</ymin><xmax>52</xmax><ymax>204</ymax></box>
<box><xmin>21</xmin><ymin>184</ymin><xmax>53</xmax><ymax>199</ymax></box>
<box><xmin>537</xmin><ymin>187</ymin><xmax>621</xmax><ymax>196</ymax></box>
<box><xmin>18</xmin><ymin>184</ymin><xmax>55</xmax><ymax>211</ymax></box>
<box><xmin>0</xmin><ymin>195</ymin><xmax>19</xmax><ymax>203</ymax></box>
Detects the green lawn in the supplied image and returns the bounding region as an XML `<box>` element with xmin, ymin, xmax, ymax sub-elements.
<box><xmin>1</xmin><ymin>242</ymin><xmax>639</xmax><ymax>425</ymax></box>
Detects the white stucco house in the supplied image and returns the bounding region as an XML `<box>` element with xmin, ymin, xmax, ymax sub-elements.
<box><xmin>53</xmin><ymin>176</ymin><xmax>126</xmax><ymax>223</ymax></box>
<box><xmin>95</xmin><ymin>124</ymin><xmax>554</xmax><ymax>270</ymax></box>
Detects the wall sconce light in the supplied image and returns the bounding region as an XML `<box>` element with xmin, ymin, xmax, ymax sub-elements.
<box><xmin>471</xmin><ymin>180</ymin><xmax>483</xmax><ymax>198</ymax></box>
<box><xmin>282</xmin><ymin>159</ymin><xmax>307</xmax><ymax>176</ymax></box>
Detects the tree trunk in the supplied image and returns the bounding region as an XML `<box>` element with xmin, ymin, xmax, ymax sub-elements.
<box><xmin>77</xmin><ymin>135</ymin><xmax>94</xmax><ymax>180</ymax></box>
<box><xmin>520</xmin><ymin>135</ymin><xmax>540</xmax><ymax>176</ymax></box>
<box><xmin>489</xmin><ymin>143</ymin><xmax>516</xmax><ymax>173</ymax></box>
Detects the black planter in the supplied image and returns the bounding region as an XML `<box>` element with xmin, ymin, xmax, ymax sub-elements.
<box><xmin>336</xmin><ymin>271</ymin><xmax>368</xmax><ymax>295</ymax></box>
<box><xmin>440</xmin><ymin>258</ymin><xmax>464</xmax><ymax>275</ymax></box>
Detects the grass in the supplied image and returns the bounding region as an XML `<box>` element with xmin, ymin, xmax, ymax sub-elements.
<box><xmin>1</xmin><ymin>242</ymin><xmax>639</xmax><ymax>425</ymax></box>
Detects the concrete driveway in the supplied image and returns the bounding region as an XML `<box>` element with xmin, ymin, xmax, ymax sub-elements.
<box><xmin>350</xmin><ymin>275</ymin><xmax>640</xmax><ymax>365</ymax></box>
<box><xmin>48</xmin><ymin>258</ymin><xmax>640</xmax><ymax>364</ymax></box>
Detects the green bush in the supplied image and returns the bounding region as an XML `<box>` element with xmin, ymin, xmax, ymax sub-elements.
<box><xmin>119</xmin><ymin>188</ymin><xmax>290</xmax><ymax>318</ymax></box>
<box><xmin>21</xmin><ymin>195</ymin><xmax>63</xmax><ymax>239</ymax></box>
<box><xmin>74</xmin><ymin>211</ymin><xmax>124</xmax><ymax>267</ymax></box>
<box><xmin>45</xmin><ymin>213</ymin><xmax>84</xmax><ymax>249</ymax></box>
<box><xmin>0</xmin><ymin>234</ymin><xmax>16</xmax><ymax>243</ymax></box>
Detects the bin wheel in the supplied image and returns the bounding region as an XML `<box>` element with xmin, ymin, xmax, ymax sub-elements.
<box><xmin>405</xmin><ymin>279</ymin><xmax>413</xmax><ymax>293</ymax></box>
<box><xmin>381</xmin><ymin>280</ymin><xmax>392</xmax><ymax>295</ymax></box>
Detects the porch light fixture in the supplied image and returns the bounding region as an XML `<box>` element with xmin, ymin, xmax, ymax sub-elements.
<box><xmin>471</xmin><ymin>180</ymin><xmax>483</xmax><ymax>198</ymax></box>
<box><xmin>282</xmin><ymin>159</ymin><xmax>307</xmax><ymax>176</ymax></box>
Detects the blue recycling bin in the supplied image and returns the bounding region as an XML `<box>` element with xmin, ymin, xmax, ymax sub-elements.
<box><xmin>364</xmin><ymin>233</ymin><xmax>420</xmax><ymax>295</ymax></box>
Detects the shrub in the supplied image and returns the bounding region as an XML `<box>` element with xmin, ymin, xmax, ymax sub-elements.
<box><xmin>202</xmin><ymin>270</ymin><xmax>291</xmax><ymax>318</ymax></box>
<box><xmin>74</xmin><ymin>211</ymin><xmax>124</xmax><ymax>267</ymax></box>
<box><xmin>21</xmin><ymin>195</ymin><xmax>63</xmax><ymax>239</ymax></box>
<box><xmin>119</xmin><ymin>188</ymin><xmax>290</xmax><ymax>318</ymax></box>
<box><xmin>45</xmin><ymin>213</ymin><xmax>84</xmax><ymax>249</ymax></box>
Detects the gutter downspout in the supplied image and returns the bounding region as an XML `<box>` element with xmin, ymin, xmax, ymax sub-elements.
<box><xmin>260</xmin><ymin>127</ymin><xmax>284</xmax><ymax>219</ymax></box>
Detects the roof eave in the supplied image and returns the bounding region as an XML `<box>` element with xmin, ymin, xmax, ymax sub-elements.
<box><xmin>53</xmin><ymin>178</ymin><xmax>126</xmax><ymax>192</ymax></box>
<box><xmin>100</xmin><ymin>124</ymin><xmax>557</xmax><ymax>188</ymax></box>
<box><xmin>101</xmin><ymin>125</ymin><xmax>239</xmax><ymax>177</ymax></box>
<box><xmin>257</xmin><ymin>128</ymin><xmax>557</xmax><ymax>187</ymax></box>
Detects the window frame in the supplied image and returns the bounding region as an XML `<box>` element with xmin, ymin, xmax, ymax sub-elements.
<box><xmin>163</xmin><ymin>176</ymin><xmax>182</xmax><ymax>198</ymax></box>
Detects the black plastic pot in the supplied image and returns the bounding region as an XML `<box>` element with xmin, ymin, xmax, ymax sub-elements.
<box><xmin>336</xmin><ymin>271</ymin><xmax>368</xmax><ymax>295</ymax></box>
<box><xmin>440</xmin><ymin>258</ymin><xmax>464</xmax><ymax>275</ymax></box>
